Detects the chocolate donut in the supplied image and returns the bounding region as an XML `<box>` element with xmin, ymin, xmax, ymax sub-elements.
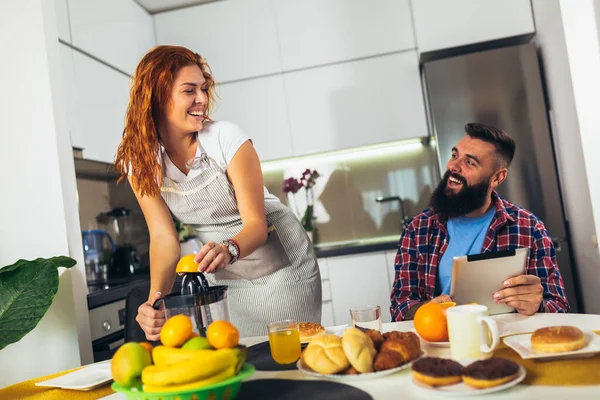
<box><xmin>411</xmin><ymin>357</ymin><xmax>464</xmax><ymax>386</ymax></box>
<box><xmin>463</xmin><ymin>358</ymin><xmax>521</xmax><ymax>389</ymax></box>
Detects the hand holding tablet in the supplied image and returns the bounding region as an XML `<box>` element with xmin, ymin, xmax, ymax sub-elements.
<box><xmin>450</xmin><ymin>248</ymin><xmax>529</xmax><ymax>315</ymax></box>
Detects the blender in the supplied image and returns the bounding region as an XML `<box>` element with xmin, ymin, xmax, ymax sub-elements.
<box><xmin>96</xmin><ymin>207</ymin><xmax>141</xmax><ymax>277</ymax></box>
<box><xmin>153</xmin><ymin>257</ymin><xmax>229</xmax><ymax>336</ymax></box>
<box><xmin>82</xmin><ymin>229</ymin><xmax>115</xmax><ymax>285</ymax></box>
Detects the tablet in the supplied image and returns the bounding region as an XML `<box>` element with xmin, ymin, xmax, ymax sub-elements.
<box><xmin>449</xmin><ymin>248</ymin><xmax>528</xmax><ymax>315</ymax></box>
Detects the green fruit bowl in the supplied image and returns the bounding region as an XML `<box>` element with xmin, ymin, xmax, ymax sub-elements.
<box><xmin>111</xmin><ymin>363</ymin><xmax>255</xmax><ymax>400</ymax></box>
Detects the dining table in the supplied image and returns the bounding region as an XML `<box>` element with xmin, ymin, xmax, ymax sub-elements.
<box><xmin>3</xmin><ymin>313</ymin><xmax>600</xmax><ymax>400</ymax></box>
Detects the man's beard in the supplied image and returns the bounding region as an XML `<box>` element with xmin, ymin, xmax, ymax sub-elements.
<box><xmin>429</xmin><ymin>171</ymin><xmax>491</xmax><ymax>219</ymax></box>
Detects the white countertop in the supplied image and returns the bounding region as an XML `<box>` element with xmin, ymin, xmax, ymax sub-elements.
<box><xmin>101</xmin><ymin>313</ymin><xmax>600</xmax><ymax>400</ymax></box>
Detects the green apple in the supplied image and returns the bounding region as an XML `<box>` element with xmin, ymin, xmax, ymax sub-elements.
<box><xmin>181</xmin><ymin>336</ymin><xmax>212</xmax><ymax>350</ymax></box>
<box><xmin>111</xmin><ymin>342</ymin><xmax>152</xmax><ymax>388</ymax></box>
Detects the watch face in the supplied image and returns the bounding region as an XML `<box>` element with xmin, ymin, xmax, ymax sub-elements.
<box><xmin>228</xmin><ymin>242</ymin><xmax>239</xmax><ymax>257</ymax></box>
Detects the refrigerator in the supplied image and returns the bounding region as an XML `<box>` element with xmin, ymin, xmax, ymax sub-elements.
<box><xmin>423</xmin><ymin>43</ymin><xmax>580</xmax><ymax>312</ymax></box>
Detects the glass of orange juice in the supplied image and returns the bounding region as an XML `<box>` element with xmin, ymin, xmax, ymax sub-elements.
<box><xmin>267</xmin><ymin>320</ymin><xmax>301</xmax><ymax>364</ymax></box>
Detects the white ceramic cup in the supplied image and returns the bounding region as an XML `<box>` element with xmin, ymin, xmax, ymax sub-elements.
<box><xmin>446</xmin><ymin>304</ymin><xmax>500</xmax><ymax>363</ymax></box>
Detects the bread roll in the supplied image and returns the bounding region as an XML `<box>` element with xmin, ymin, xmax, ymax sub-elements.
<box><xmin>299</xmin><ymin>322</ymin><xmax>325</xmax><ymax>343</ymax></box>
<box><xmin>342</xmin><ymin>328</ymin><xmax>377</xmax><ymax>373</ymax></box>
<box><xmin>302</xmin><ymin>334</ymin><xmax>349</xmax><ymax>374</ymax></box>
<box><xmin>531</xmin><ymin>326</ymin><xmax>586</xmax><ymax>353</ymax></box>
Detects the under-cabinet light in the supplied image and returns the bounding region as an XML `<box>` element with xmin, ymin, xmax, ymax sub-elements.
<box><xmin>261</xmin><ymin>138</ymin><xmax>426</xmax><ymax>173</ymax></box>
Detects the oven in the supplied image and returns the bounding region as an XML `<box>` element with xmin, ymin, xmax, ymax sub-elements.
<box><xmin>87</xmin><ymin>276</ymin><xmax>151</xmax><ymax>362</ymax></box>
<box><xmin>89</xmin><ymin>298</ymin><xmax>127</xmax><ymax>362</ymax></box>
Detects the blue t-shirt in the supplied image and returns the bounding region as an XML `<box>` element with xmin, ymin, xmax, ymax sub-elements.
<box><xmin>436</xmin><ymin>208</ymin><xmax>496</xmax><ymax>295</ymax></box>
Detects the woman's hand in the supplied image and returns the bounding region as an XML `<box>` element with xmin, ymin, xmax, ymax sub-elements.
<box><xmin>194</xmin><ymin>241</ymin><xmax>232</xmax><ymax>273</ymax></box>
<box><xmin>136</xmin><ymin>292</ymin><xmax>166</xmax><ymax>341</ymax></box>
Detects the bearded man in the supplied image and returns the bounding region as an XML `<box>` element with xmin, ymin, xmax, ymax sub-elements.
<box><xmin>390</xmin><ymin>123</ymin><xmax>569</xmax><ymax>321</ymax></box>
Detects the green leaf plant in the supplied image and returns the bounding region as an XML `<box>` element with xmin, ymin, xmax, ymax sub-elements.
<box><xmin>0</xmin><ymin>256</ymin><xmax>76</xmax><ymax>351</ymax></box>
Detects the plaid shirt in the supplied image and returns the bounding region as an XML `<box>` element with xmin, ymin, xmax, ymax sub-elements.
<box><xmin>390</xmin><ymin>191</ymin><xmax>569</xmax><ymax>321</ymax></box>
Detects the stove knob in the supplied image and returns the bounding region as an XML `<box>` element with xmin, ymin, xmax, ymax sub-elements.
<box><xmin>103</xmin><ymin>321</ymin><xmax>111</xmax><ymax>332</ymax></box>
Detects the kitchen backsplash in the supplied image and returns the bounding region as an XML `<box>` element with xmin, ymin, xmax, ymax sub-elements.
<box><xmin>76</xmin><ymin>139</ymin><xmax>440</xmax><ymax>257</ymax></box>
<box><xmin>263</xmin><ymin>140</ymin><xmax>441</xmax><ymax>244</ymax></box>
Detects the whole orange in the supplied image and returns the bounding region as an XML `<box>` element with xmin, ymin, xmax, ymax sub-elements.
<box><xmin>176</xmin><ymin>254</ymin><xmax>199</xmax><ymax>273</ymax></box>
<box><xmin>138</xmin><ymin>342</ymin><xmax>154</xmax><ymax>353</ymax></box>
<box><xmin>414</xmin><ymin>302</ymin><xmax>449</xmax><ymax>342</ymax></box>
<box><xmin>160</xmin><ymin>314</ymin><xmax>194</xmax><ymax>348</ymax></box>
<box><xmin>206</xmin><ymin>320</ymin><xmax>240</xmax><ymax>349</ymax></box>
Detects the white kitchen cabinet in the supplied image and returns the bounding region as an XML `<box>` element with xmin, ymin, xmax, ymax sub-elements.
<box><xmin>317</xmin><ymin>257</ymin><xmax>329</xmax><ymax>280</ymax></box>
<box><xmin>274</xmin><ymin>0</ymin><xmax>415</xmax><ymax>71</ymax></box>
<box><xmin>212</xmin><ymin>75</ymin><xmax>293</xmax><ymax>161</ymax></box>
<box><xmin>155</xmin><ymin>0</ymin><xmax>282</xmax><ymax>83</ymax></box>
<box><xmin>411</xmin><ymin>0</ymin><xmax>535</xmax><ymax>53</ymax></box>
<box><xmin>321</xmin><ymin>302</ymin><xmax>335</xmax><ymax>327</ymax></box>
<box><xmin>68</xmin><ymin>0</ymin><xmax>155</xmax><ymax>74</ymax></box>
<box><xmin>71</xmin><ymin>51</ymin><xmax>130</xmax><ymax>163</ymax></box>
<box><xmin>54</xmin><ymin>0</ymin><xmax>71</xmax><ymax>42</ymax></box>
<box><xmin>284</xmin><ymin>51</ymin><xmax>428</xmax><ymax>155</ymax></box>
<box><xmin>327</xmin><ymin>251</ymin><xmax>392</xmax><ymax>326</ymax></box>
<box><xmin>385</xmin><ymin>249</ymin><xmax>398</xmax><ymax>290</ymax></box>
<box><xmin>317</xmin><ymin>257</ymin><xmax>334</xmax><ymax>326</ymax></box>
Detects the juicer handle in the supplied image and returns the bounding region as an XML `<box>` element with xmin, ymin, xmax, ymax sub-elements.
<box><xmin>152</xmin><ymin>297</ymin><xmax>165</xmax><ymax>311</ymax></box>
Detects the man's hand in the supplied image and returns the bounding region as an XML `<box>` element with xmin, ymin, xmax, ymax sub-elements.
<box><xmin>430</xmin><ymin>294</ymin><xmax>453</xmax><ymax>304</ymax></box>
<box><xmin>494</xmin><ymin>275</ymin><xmax>543</xmax><ymax>316</ymax></box>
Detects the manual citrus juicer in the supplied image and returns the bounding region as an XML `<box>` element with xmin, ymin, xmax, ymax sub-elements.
<box><xmin>153</xmin><ymin>256</ymin><xmax>230</xmax><ymax>336</ymax></box>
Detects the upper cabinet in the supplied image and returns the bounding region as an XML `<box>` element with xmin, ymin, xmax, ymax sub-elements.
<box><xmin>68</xmin><ymin>0</ymin><xmax>155</xmax><ymax>74</ymax></box>
<box><xmin>274</xmin><ymin>0</ymin><xmax>415</xmax><ymax>71</ymax></box>
<box><xmin>411</xmin><ymin>0</ymin><xmax>535</xmax><ymax>53</ymax></box>
<box><xmin>54</xmin><ymin>0</ymin><xmax>71</xmax><ymax>43</ymax></box>
<box><xmin>70</xmin><ymin>51</ymin><xmax>130</xmax><ymax>164</ymax></box>
<box><xmin>212</xmin><ymin>75</ymin><xmax>293</xmax><ymax>161</ymax></box>
<box><xmin>284</xmin><ymin>51</ymin><xmax>428</xmax><ymax>155</ymax></box>
<box><xmin>155</xmin><ymin>0</ymin><xmax>282</xmax><ymax>83</ymax></box>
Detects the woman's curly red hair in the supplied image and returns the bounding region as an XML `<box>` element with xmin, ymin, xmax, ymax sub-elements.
<box><xmin>114</xmin><ymin>45</ymin><xmax>217</xmax><ymax>197</ymax></box>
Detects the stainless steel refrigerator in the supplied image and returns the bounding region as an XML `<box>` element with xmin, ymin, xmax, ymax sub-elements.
<box><xmin>423</xmin><ymin>43</ymin><xmax>580</xmax><ymax>312</ymax></box>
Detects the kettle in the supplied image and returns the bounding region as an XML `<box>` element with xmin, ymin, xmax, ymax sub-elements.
<box><xmin>82</xmin><ymin>229</ymin><xmax>115</xmax><ymax>284</ymax></box>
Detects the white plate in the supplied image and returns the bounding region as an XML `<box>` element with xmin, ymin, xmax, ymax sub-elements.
<box><xmin>325</xmin><ymin>324</ymin><xmax>349</xmax><ymax>337</ymax></box>
<box><xmin>412</xmin><ymin>365</ymin><xmax>527</xmax><ymax>397</ymax></box>
<box><xmin>296</xmin><ymin>351</ymin><xmax>423</xmax><ymax>382</ymax></box>
<box><xmin>411</xmin><ymin>329</ymin><xmax>450</xmax><ymax>347</ymax></box>
<box><xmin>35</xmin><ymin>360</ymin><xmax>112</xmax><ymax>391</ymax></box>
<box><xmin>502</xmin><ymin>331</ymin><xmax>600</xmax><ymax>360</ymax></box>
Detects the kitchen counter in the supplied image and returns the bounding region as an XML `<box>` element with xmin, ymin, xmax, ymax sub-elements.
<box><xmin>313</xmin><ymin>234</ymin><xmax>399</xmax><ymax>258</ymax></box>
<box><xmin>87</xmin><ymin>274</ymin><xmax>150</xmax><ymax>309</ymax></box>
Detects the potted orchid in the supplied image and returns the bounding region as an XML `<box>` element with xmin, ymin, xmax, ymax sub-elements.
<box><xmin>283</xmin><ymin>169</ymin><xmax>320</xmax><ymax>241</ymax></box>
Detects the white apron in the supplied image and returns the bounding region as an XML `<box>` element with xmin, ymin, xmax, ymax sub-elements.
<box><xmin>160</xmin><ymin>146</ymin><xmax>322</xmax><ymax>336</ymax></box>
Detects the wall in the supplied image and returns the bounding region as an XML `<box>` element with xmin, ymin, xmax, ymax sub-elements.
<box><xmin>0</xmin><ymin>0</ymin><xmax>91</xmax><ymax>387</ymax></box>
<box><xmin>553</xmin><ymin>0</ymin><xmax>600</xmax><ymax>313</ymax></box>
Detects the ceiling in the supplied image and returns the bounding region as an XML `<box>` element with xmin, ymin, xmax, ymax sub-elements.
<box><xmin>134</xmin><ymin>0</ymin><xmax>220</xmax><ymax>14</ymax></box>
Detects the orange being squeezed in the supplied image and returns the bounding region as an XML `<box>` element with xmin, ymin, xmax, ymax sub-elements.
<box><xmin>268</xmin><ymin>329</ymin><xmax>301</xmax><ymax>364</ymax></box>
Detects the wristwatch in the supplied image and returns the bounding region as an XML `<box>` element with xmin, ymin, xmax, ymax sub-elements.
<box><xmin>222</xmin><ymin>239</ymin><xmax>240</xmax><ymax>264</ymax></box>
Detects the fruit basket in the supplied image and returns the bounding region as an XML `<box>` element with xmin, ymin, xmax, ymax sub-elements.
<box><xmin>111</xmin><ymin>363</ymin><xmax>255</xmax><ymax>400</ymax></box>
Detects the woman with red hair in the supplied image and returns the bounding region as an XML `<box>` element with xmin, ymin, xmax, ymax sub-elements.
<box><xmin>115</xmin><ymin>45</ymin><xmax>321</xmax><ymax>337</ymax></box>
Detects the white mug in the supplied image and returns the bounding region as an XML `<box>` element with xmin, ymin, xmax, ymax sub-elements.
<box><xmin>446</xmin><ymin>304</ymin><xmax>500</xmax><ymax>362</ymax></box>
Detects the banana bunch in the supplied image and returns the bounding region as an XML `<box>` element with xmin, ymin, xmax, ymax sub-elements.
<box><xmin>141</xmin><ymin>346</ymin><xmax>246</xmax><ymax>392</ymax></box>
<box><xmin>112</xmin><ymin>317</ymin><xmax>247</xmax><ymax>393</ymax></box>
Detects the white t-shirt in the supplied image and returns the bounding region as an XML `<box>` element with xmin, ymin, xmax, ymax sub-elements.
<box><xmin>161</xmin><ymin>121</ymin><xmax>280</xmax><ymax>202</ymax></box>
